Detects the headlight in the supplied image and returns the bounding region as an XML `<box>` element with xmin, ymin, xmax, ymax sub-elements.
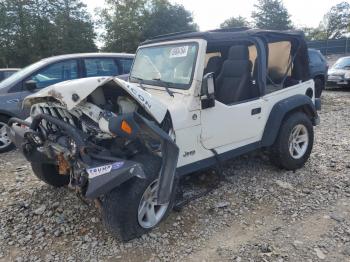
<box><xmin>345</xmin><ymin>72</ymin><xmax>350</xmax><ymax>79</ymax></box>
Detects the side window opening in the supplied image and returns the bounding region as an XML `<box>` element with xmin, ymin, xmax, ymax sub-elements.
<box><xmin>265</xmin><ymin>39</ymin><xmax>309</xmax><ymax>95</ymax></box>
<box><xmin>204</xmin><ymin>52</ymin><xmax>222</xmax><ymax>76</ymax></box>
<box><xmin>248</xmin><ymin>45</ymin><xmax>258</xmax><ymax>84</ymax></box>
<box><xmin>118</xmin><ymin>58</ymin><xmax>133</xmax><ymax>74</ymax></box>
<box><xmin>84</xmin><ymin>58</ymin><xmax>119</xmax><ymax>77</ymax></box>
<box><xmin>30</xmin><ymin>60</ymin><xmax>78</xmax><ymax>89</ymax></box>
<box><xmin>265</xmin><ymin>41</ymin><xmax>293</xmax><ymax>94</ymax></box>
<box><xmin>205</xmin><ymin>42</ymin><xmax>260</xmax><ymax>105</ymax></box>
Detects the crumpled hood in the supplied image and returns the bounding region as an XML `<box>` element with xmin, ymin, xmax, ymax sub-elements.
<box><xmin>23</xmin><ymin>76</ymin><xmax>168</xmax><ymax>123</ymax></box>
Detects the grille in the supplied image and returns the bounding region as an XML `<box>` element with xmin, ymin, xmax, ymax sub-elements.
<box><xmin>32</xmin><ymin>104</ymin><xmax>79</xmax><ymax>133</ymax></box>
<box><xmin>37</xmin><ymin>105</ymin><xmax>76</xmax><ymax>127</ymax></box>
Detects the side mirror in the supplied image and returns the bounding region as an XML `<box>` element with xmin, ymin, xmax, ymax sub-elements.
<box><xmin>24</xmin><ymin>80</ymin><xmax>37</xmax><ymax>92</ymax></box>
<box><xmin>201</xmin><ymin>72</ymin><xmax>215</xmax><ymax>109</ymax></box>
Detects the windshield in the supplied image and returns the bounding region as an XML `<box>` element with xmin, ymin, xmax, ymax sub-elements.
<box><xmin>333</xmin><ymin>57</ymin><xmax>350</xmax><ymax>69</ymax></box>
<box><xmin>0</xmin><ymin>60</ymin><xmax>46</xmax><ymax>89</ymax></box>
<box><xmin>130</xmin><ymin>42</ymin><xmax>198</xmax><ymax>89</ymax></box>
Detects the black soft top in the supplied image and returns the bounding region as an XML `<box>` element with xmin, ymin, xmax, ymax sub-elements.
<box><xmin>141</xmin><ymin>28</ymin><xmax>306</xmax><ymax>45</ymax></box>
<box><xmin>142</xmin><ymin>28</ymin><xmax>310</xmax><ymax>81</ymax></box>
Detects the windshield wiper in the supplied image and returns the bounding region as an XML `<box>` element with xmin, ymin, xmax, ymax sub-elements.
<box><xmin>130</xmin><ymin>76</ymin><xmax>146</xmax><ymax>90</ymax></box>
<box><xmin>152</xmin><ymin>78</ymin><xmax>174</xmax><ymax>97</ymax></box>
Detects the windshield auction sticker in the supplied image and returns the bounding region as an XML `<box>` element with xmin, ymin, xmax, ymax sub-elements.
<box><xmin>170</xmin><ymin>46</ymin><xmax>189</xmax><ymax>58</ymax></box>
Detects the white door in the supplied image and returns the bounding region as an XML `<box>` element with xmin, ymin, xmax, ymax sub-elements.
<box><xmin>200</xmin><ymin>98</ymin><xmax>266</xmax><ymax>150</ymax></box>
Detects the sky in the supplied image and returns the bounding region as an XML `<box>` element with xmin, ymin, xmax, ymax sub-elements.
<box><xmin>84</xmin><ymin>0</ymin><xmax>349</xmax><ymax>30</ymax></box>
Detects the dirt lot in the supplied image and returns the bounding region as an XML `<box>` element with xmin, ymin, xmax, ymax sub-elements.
<box><xmin>1</xmin><ymin>87</ymin><xmax>350</xmax><ymax>262</ymax></box>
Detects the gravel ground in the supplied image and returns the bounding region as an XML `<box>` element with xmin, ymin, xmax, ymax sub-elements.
<box><xmin>1</xmin><ymin>88</ymin><xmax>350</xmax><ymax>262</ymax></box>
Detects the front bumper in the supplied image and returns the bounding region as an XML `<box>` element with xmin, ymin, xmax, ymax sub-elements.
<box><xmin>7</xmin><ymin>113</ymin><xmax>179</xmax><ymax>204</ymax></box>
<box><xmin>6</xmin><ymin>119</ymin><xmax>146</xmax><ymax>199</ymax></box>
<box><xmin>327</xmin><ymin>75</ymin><xmax>350</xmax><ymax>86</ymax></box>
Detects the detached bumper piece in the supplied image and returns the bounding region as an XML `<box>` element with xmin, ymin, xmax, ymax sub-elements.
<box><xmin>85</xmin><ymin>159</ymin><xmax>145</xmax><ymax>199</ymax></box>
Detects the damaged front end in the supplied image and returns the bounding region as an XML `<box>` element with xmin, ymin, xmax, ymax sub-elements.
<box><xmin>7</xmin><ymin>77</ymin><xmax>179</xmax><ymax>205</ymax></box>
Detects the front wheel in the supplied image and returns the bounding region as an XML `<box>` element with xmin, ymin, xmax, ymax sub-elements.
<box><xmin>270</xmin><ymin>112</ymin><xmax>314</xmax><ymax>170</ymax></box>
<box><xmin>102</xmin><ymin>154</ymin><xmax>175</xmax><ymax>241</ymax></box>
<box><xmin>31</xmin><ymin>162</ymin><xmax>70</xmax><ymax>187</ymax></box>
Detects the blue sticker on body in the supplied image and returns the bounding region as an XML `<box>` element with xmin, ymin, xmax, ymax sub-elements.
<box><xmin>111</xmin><ymin>161</ymin><xmax>124</xmax><ymax>170</ymax></box>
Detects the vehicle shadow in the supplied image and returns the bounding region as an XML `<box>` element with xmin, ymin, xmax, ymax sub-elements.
<box><xmin>325</xmin><ymin>86</ymin><xmax>350</xmax><ymax>92</ymax></box>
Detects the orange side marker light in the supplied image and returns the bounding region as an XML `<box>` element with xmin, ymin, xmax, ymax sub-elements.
<box><xmin>121</xmin><ymin>120</ymin><xmax>132</xmax><ymax>135</ymax></box>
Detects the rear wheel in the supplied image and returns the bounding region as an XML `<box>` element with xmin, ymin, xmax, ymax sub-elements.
<box><xmin>31</xmin><ymin>162</ymin><xmax>70</xmax><ymax>187</ymax></box>
<box><xmin>102</xmin><ymin>154</ymin><xmax>175</xmax><ymax>241</ymax></box>
<box><xmin>0</xmin><ymin>115</ymin><xmax>15</xmax><ymax>153</ymax></box>
<box><xmin>270</xmin><ymin>112</ymin><xmax>314</xmax><ymax>170</ymax></box>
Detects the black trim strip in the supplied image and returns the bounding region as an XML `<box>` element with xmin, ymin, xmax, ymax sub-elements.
<box><xmin>176</xmin><ymin>141</ymin><xmax>260</xmax><ymax>176</ymax></box>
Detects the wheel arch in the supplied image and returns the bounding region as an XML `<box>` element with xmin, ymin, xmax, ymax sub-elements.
<box><xmin>261</xmin><ymin>95</ymin><xmax>317</xmax><ymax>147</ymax></box>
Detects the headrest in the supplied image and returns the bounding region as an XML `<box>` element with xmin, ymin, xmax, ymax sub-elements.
<box><xmin>228</xmin><ymin>45</ymin><xmax>249</xmax><ymax>60</ymax></box>
<box><xmin>205</xmin><ymin>56</ymin><xmax>223</xmax><ymax>74</ymax></box>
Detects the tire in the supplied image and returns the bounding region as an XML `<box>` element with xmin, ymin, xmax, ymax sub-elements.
<box><xmin>314</xmin><ymin>77</ymin><xmax>324</xmax><ymax>98</ymax></box>
<box><xmin>270</xmin><ymin>112</ymin><xmax>314</xmax><ymax>170</ymax></box>
<box><xmin>31</xmin><ymin>162</ymin><xmax>70</xmax><ymax>187</ymax></box>
<box><xmin>102</xmin><ymin>154</ymin><xmax>176</xmax><ymax>241</ymax></box>
<box><xmin>0</xmin><ymin>115</ymin><xmax>15</xmax><ymax>153</ymax></box>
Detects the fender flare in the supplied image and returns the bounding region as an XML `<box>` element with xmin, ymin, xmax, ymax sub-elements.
<box><xmin>261</xmin><ymin>95</ymin><xmax>318</xmax><ymax>147</ymax></box>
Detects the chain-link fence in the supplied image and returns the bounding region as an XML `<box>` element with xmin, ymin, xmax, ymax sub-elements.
<box><xmin>307</xmin><ymin>38</ymin><xmax>350</xmax><ymax>55</ymax></box>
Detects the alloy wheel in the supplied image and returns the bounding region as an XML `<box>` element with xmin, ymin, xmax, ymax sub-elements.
<box><xmin>0</xmin><ymin>121</ymin><xmax>11</xmax><ymax>150</ymax></box>
<box><xmin>138</xmin><ymin>180</ymin><xmax>169</xmax><ymax>229</ymax></box>
<box><xmin>288</xmin><ymin>124</ymin><xmax>309</xmax><ymax>159</ymax></box>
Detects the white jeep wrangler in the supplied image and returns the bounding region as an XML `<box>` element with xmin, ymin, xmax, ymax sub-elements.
<box><xmin>8</xmin><ymin>28</ymin><xmax>321</xmax><ymax>241</ymax></box>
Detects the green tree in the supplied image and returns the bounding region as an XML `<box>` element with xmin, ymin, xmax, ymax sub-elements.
<box><xmin>321</xmin><ymin>1</ymin><xmax>350</xmax><ymax>39</ymax></box>
<box><xmin>220</xmin><ymin>16</ymin><xmax>249</xmax><ymax>29</ymax></box>
<box><xmin>52</xmin><ymin>0</ymin><xmax>97</xmax><ymax>54</ymax></box>
<box><xmin>100</xmin><ymin>0</ymin><xmax>147</xmax><ymax>53</ymax></box>
<box><xmin>100</xmin><ymin>0</ymin><xmax>197</xmax><ymax>52</ymax></box>
<box><xmin>0</xmin><ymin>0</ymin><xmax>97</xmax><ymax>68</ymax></box>
<box><xmin>299</xmin><ymin>2</ymin><xmax>350</xmax><ymax>41</ymax></box>
<box><xmin>301</xmin><ymin>27</ymin><xmax>327</xmax><ymax>41</ymax></box>
<box><xmin>0</xmin><ymin>0</ymin><xmax>33</xmax><ymax>67</ymax></box>
<box><xmin>143</xmin><ymin>0</ymin><xmax>197</xmax><ymax>39</ymax></box>
<box><xmin>252</xmin><ymin>0</ymin><xmax>292</xmax><ymax>30</ymax></box>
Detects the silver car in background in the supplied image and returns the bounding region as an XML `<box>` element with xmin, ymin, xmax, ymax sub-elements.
<box><xmin>0</xmin><ymin>53</ymin><xmax>134</xmax><ymax>153</ymax></box>
<box><xmin>327</xmin><ymin>56</ymin><xmax>350</xmax><ymax>87</ymax></box>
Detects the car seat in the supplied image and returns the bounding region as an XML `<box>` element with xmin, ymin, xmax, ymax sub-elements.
<box><xmin>215</xmin><ymin>45</ymin><xmax>252</xmax><ymax>104</ymax></box>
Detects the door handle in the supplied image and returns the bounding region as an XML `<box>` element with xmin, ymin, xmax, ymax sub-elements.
<box><xmin>251</xmin><ymin>107</ymin><xmax>261</xmax><ymax>115</ymax></box>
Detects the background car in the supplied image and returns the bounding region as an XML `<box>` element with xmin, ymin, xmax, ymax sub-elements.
<box><xmin>327</xmin><ymin>56</ymin><xmax>350</xmax><ymax>88</ymax></box>
<box><xmin>0</xmin><ymin>68</ymin><xmax>20</xmax><ymax>82</ymax></box>
<box><xmin>308</xmin><ymin>49</ymin><xmax>328</xmax><ymax>98</ymax></box>
<box><xmin>0</xmin><ymin>52</ymin><xmax>134</xmax><ymax>153</ymax></box>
